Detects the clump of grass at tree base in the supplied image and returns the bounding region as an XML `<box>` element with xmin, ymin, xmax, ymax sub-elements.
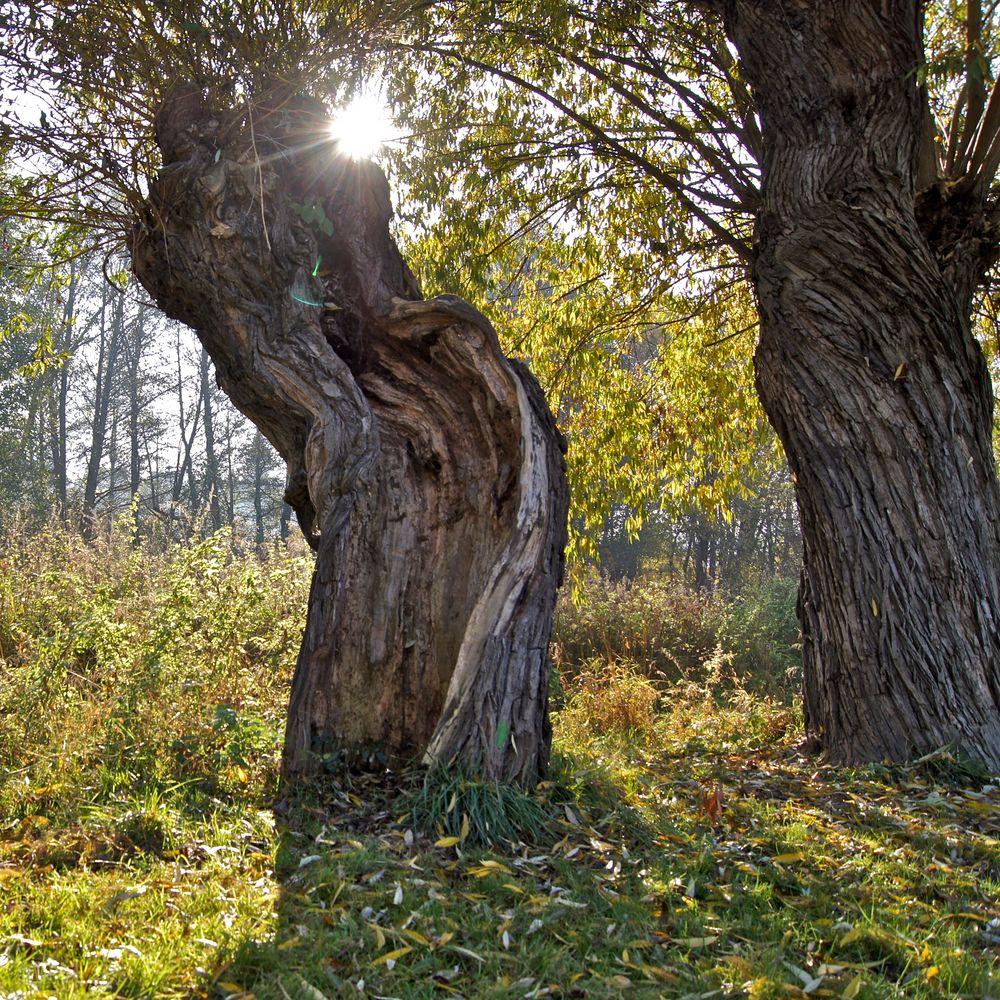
<box><xmin>403</xmin><ymin>766</ymin><xmax>553</xmax><ymax>847</ymax></box>
<box><xmin>0</xmin><ymin>522</ymin><xmax>997</xmax><ymax>1000</ymax></box>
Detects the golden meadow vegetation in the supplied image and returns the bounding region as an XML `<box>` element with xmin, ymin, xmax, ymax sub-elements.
<box><xmin>0</xmin><ymin>524</ymin><xmax>997</xmax><ymax>999</ymax></box>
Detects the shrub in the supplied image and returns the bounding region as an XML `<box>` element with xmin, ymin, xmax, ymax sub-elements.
<box><xmin>552</xmin><ymin>577</ymin><xmax>723</xmax><ymax>681</ymax></box>
<box><xmin>552</xmin><ymin>575</ymin><xmax>802</xmax><ymax>702</ymax></box>
<box><xmin>0</xmin><ymin>518</ymin><xmax>312</xmax><ymax>822</ymax></box>
<box><xmin>558</xmin><ymin>658</ymin><xmax>660</xmax><ymax>741</ymax></box>
<box><xmin>722</xmin><ymin>577</ymin><xmax>801</xmax><ymax>696</ymax></box>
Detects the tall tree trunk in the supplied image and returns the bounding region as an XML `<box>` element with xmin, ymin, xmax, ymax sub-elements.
<box><xmin>132</xmin><ymin>87</ymin><xmax>568</xmax><ymax>785</ymax></box>
<box><xmin>725</xmin><ymin>2</ymin><xmax>1000</xmax><ymax>767</ymax></box>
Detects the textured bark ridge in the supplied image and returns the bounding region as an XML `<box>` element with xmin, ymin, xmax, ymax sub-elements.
<box><xmin>725</xmin><ymin>2</ymin><xmax>1000</xmax><ymax>768</ymax></box>
<box><xmin>132</xmin><ymin>86</ymin><xmax>569</xmax><ymax>785</ymax></box>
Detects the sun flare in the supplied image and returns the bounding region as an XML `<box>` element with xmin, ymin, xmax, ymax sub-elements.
<box><xmin>329</xmin><ymin>92</ymin><xmax>398</xmax><ymax>160</ymax></box>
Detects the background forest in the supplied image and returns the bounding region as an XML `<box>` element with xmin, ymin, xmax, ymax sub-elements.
<box><xmin>0</xmin><ymin>235</ymin><xmax>797</xmax><ymax>590</ymax></box>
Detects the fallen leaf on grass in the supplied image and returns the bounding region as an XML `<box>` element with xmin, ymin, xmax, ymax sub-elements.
<box><xmin>841</xmin><ymin>973</ymin><xmax>863</xmax><ymax>998</ymax></box>
<box><xmin>674</xmin><ymin>935</ymin><xmax>718</xmax><ymax>948</ymax></box>
<box><xmin>104</xmin><ymin>886</ymin><xmax>148</xmax><ymax>909</ymax></box>
<box><xmin>444</xmin><ymin>944</ymin><xmax>485</xmax><ymax>962</ymax></box>
<box><xmin>290</xmin><ymin>974</ymin><xmax>329</xmax><ymax>1000</ymax></box>
<box><xmin>372</xmin><ymin>945</ymin><xmax>412</xmax><ymax>967</ymax></box>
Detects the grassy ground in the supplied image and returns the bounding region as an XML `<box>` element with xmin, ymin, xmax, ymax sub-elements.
<box><xmin>0</xmin><ymin>528</ymin><xmax>997</xmax><ymax>999</ymax></box>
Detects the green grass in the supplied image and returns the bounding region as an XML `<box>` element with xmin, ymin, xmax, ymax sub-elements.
<box><xmin>0</xmin><ymin>527</ymin><xmax>997</xmax><ymax>998</ymax></box>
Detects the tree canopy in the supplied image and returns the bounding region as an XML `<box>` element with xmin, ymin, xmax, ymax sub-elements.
<box><xmin>0</xmin><ymin>1</ymin><xmax>781</xmax><ymax>564</ymax></box>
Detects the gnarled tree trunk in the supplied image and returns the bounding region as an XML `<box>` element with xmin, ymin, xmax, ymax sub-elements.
<box><xmin>132</xmin><ymin>87</ymin><xmax>568</xmax><ymax>785</ymax></box>
<box><xmin>725</xmin><ymin>2</ymin><xmax>1000</xmax><ymax>768</ymax></box>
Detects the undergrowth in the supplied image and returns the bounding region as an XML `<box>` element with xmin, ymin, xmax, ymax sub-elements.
<box><xmin>0</xmin><ymin>526</ymin><xmax>996</xmax><ymax>999</ymax></box>
<box><xmin>553</xmin><ymin>576</ymin><xmax>801</xmax><ymax>698</ymax></box>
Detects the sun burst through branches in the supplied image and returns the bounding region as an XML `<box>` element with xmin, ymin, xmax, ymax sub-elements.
<box><xmin>328</xmin><ymin>92</ymin><xmax>399</xmax><ymax>160</ymax></box>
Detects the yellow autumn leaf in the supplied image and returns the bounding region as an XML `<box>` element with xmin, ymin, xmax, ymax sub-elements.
<box><xmin>372</xmin><ymin>946</ymin><xmax>412</xmax><ymax>966</ymax></box>
<box><xmin>276</xmin><ymin>936</ymin><xmax>301</xmax><ymax>950</ymax></box>
<box><xmin>216</xmin><ymin>983</ymin><xmax>244</xmax><ymax>994</ymax></box>
<box><xmin>773</xmin><ymin>852</ymin><xmax>806</xmax><ymax>863</ymax></box>
<box><xmin>675</xmin><ymin>936</ymin><xmax>718</xmax><ymax>948</ymax></box>
<box><xmin>842</xmin><ymin>975</ymin><xmax>863</xmax><ymax>1000</ymax></box>
<box><xmin>925</xmin><ymin>966</ymin><xmax>940</xmax><ymax>981</ymax></box>
<box><xmin>871</xmin><ymin>598</ymin><xmax>879</xmax><ymax>616</ymax></box>
<box><xmin>460</xmin><ymin>813</ymin><xmax>470</xmax><ymax>842</ymax></box>
<box><xmin>839</xmin><ymin>927</ymin><xmax>862</xmax><ymax>946</ymax></box>
<box><xmin>400</xmin><ymin>928</ymin><xmax>430</xmax><ymax>946</ymax></box>
<box><xmin>643</xmin><ymin>966</ymin><xmax>679</xmax><ymax>983</ymax></box>
<box><xmin>434</xmin><ymin>836</ymin><xmax>461</xmax><ymax>848</ymax></box>
<box><xmin>475</xmin><ymin>860</ymin><xmax>510</xmax><ymax>872</ymax></box>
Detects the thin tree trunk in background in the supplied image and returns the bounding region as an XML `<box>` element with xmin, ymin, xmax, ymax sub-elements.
<box><xmin>126</xmin><ymin>304</ymin><xmax>145</xmax><ymax>543</ymax></box>
<box><xmin>170</xmin><ymin>333</ymin><xmax>203</xmax><ymax>533</ymax></box>
<box><xmin>251</xmin><ymin>431</ymin><xmax>267</xmax><ymax>546</ymax></box>
<box><xmin>725</xmin><ymin>1</ymin><xmax>1000</xmax><ymax>767</ymax></box>
<box><xmin>54</xmin><ymin>261</ymin><xmax>77</xmax><ymax>512</ymax></box>
<box><xmin>224</xmin><ymin>412</ymin><xmax>237</xmax><ymax>528</ymax></box>
<box><xmin>133</xmin><ymin>87</ymin><xmax>568</xmax><ymax>785</ymax></box>
<box><xmin>82</xmin><ymin>282</ymin><xmax>123</xmax><ymax>541</ymax></box>
<box><xmin>199</xmin><ymin>346</ymin><xmax>222</xmax><ymax>531</ymax></box>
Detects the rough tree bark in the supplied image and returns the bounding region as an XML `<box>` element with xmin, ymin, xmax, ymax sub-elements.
<box><xmin>724</xmin><ymin>2</ymin><xmax>1000</xmax><ymax>767</ymax></box>
<box><xmin>132</xmin><ymin>86</ymin><xmax>568</xmax><ymax>785</ymax></box>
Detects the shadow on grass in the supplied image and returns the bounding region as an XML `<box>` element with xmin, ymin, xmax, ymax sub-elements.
<box><xmin>217</xmin><ymin>757</ymin><xmax>669</xmax><ymax>1000</ymax></box>
<box><xmin>210</xmin><ymin>732</ymin><xmax>1000</xmax><ymax>1000</ymax></box>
